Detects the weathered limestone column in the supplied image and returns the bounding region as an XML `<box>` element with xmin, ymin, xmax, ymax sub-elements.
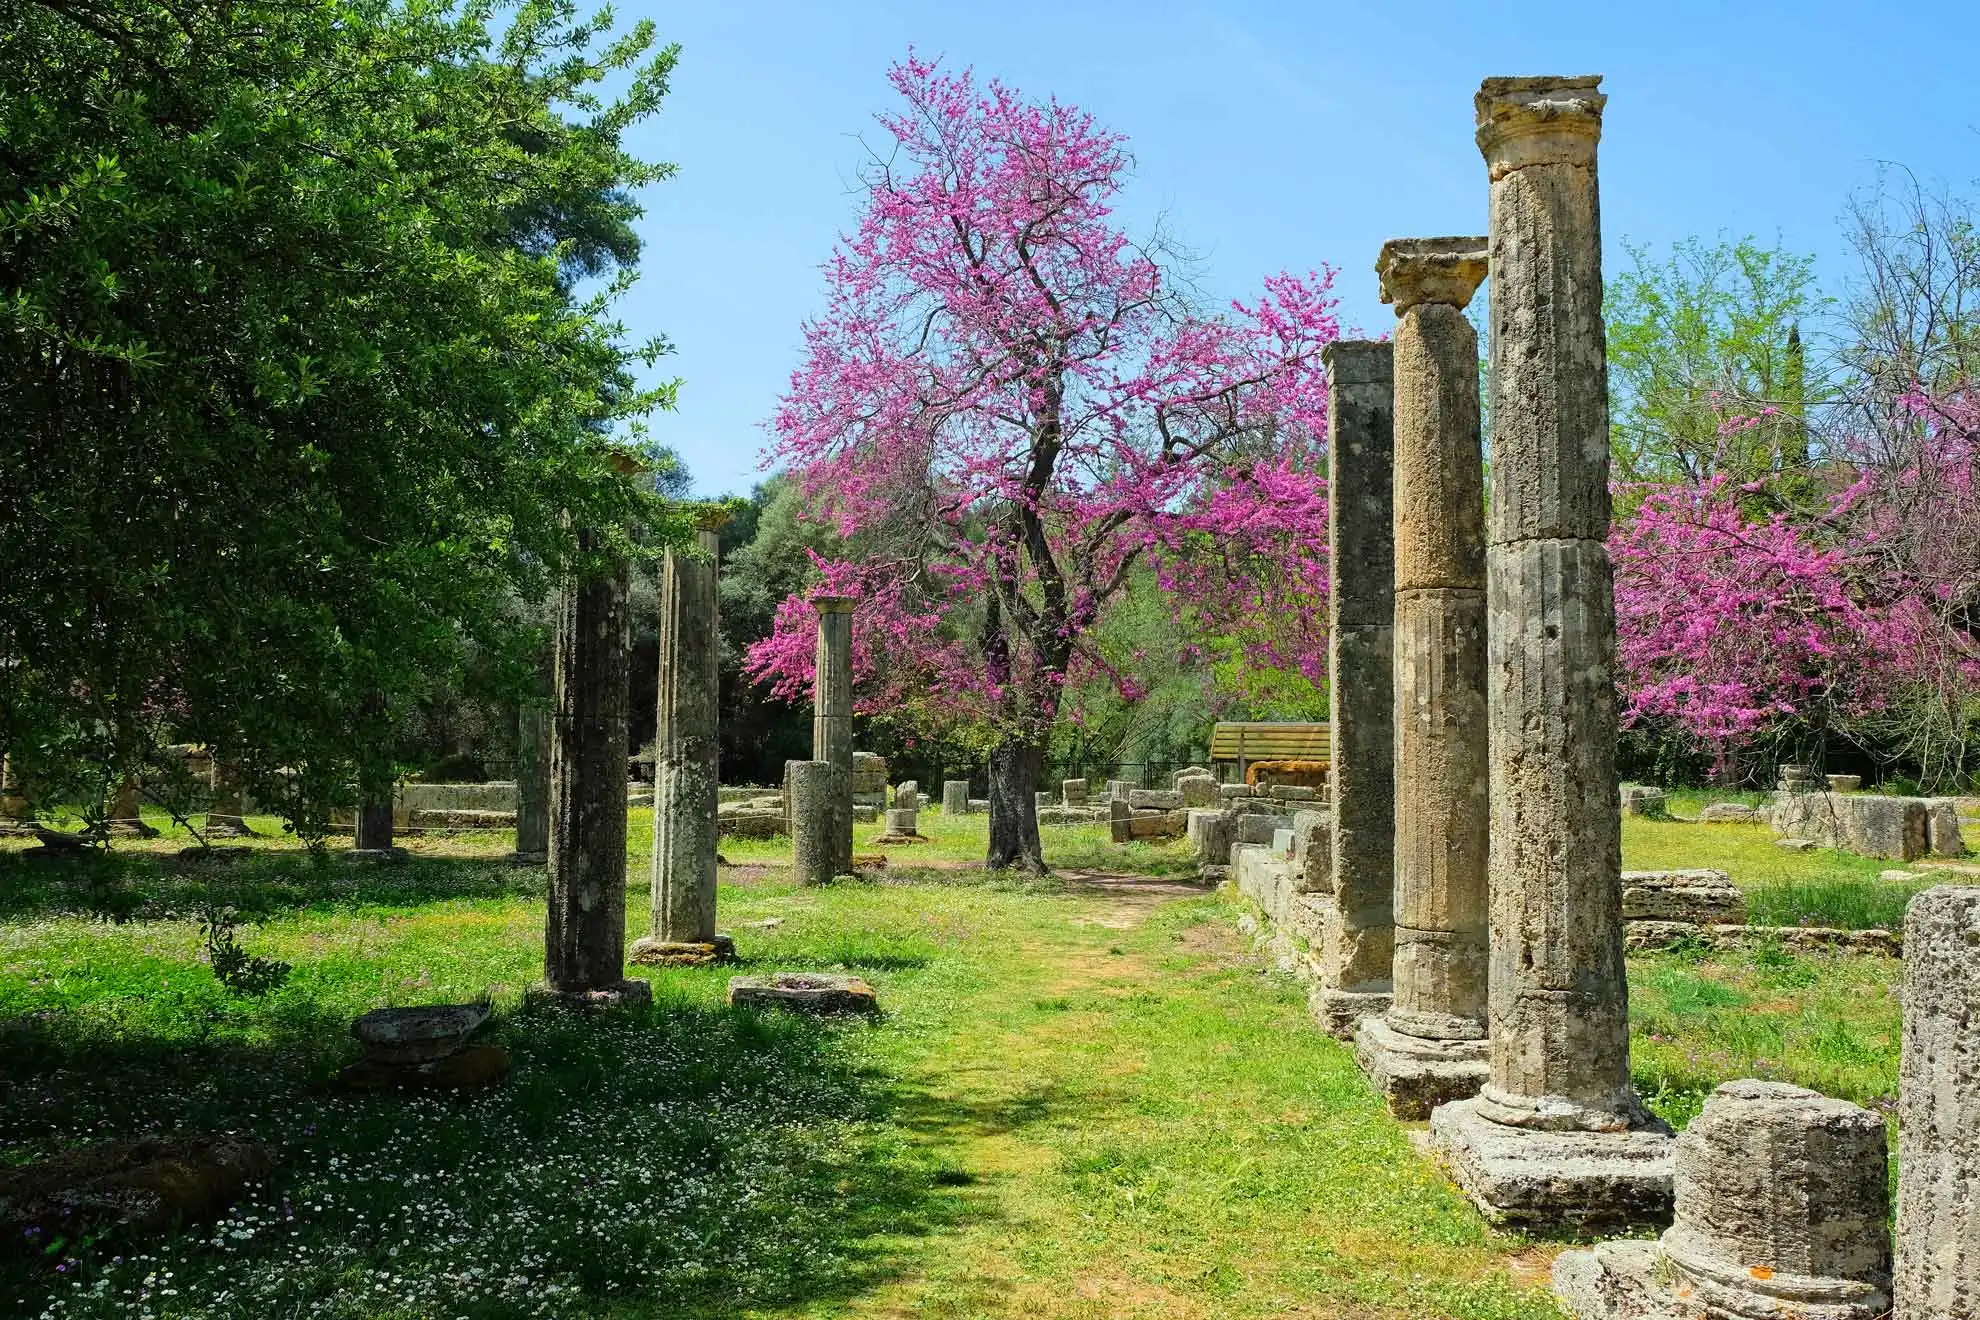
<box><xmin>1428</xmin><ymin>75</ymin><xmax>1673</xmax><ymax>1232</ymax></box>
<box><xmin>1554</xmin><ymin>1080</ymin><xmax>1891</xmax><ymax>1319</ymax></box>
<box><xmin>1354</xmin><ymin>238</ymin><xmax>1492</xmax><ymax>1118</ymax></box>
<box><xmin>633</xmin><ymin>511</ymin><xmax>734</xmax><ymax>967</ymax></box>
<box><xmin>508</xmin><ymin>655</ymin><xmax>552</xmax><ymax>865</ymax></box>
<box><xmin>788</xmin><ymin>760</ymin><xmax>842</xmax><ymax>886</ymax></box>
<box><xmin>540</xmin><ymin>534</ymin><xmax>648</xmax><ymax>1007</ymax></box>
<box><xmin>1895</xmin><ymin>885</ymin><xmax>1980</xmax><ymax>1313</ymax></box>
<box><xmin>1314</xmin><ymin>339</ymin><xmax>1396</xmax><ymax>1040</ymax></box>
<box><xmin>812</xmin><ymin>595</ymin><xmax>856</xmax><ymax>876</ymax></box>
<box><xmin>941</xmin><ymin>780</ymin><xmax>969</xmax><ymax>816</ymax></box>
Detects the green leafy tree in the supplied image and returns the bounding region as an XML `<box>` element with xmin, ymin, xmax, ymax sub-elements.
<box><xmin>0</xmin><ymin>0</ymin><xmax>685</xmax><ymax>835</ymax></box>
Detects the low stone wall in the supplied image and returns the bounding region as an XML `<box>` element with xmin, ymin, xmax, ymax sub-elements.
<box><xmin>1625</xmin><ymin>921</ymin><xmax>1901</xmax><ymax>958</ymax></box>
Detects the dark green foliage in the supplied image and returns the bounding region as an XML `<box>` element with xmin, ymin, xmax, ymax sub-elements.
<box><xmin>196</xmin><ymin>903</ymin><xmax>292</xmax><ymax>997</ymax></box>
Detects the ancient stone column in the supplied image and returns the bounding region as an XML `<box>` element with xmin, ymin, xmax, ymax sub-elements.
<box><xmin>1314</xmin><ymin>339</ymin><xmax>1396</xmax><ymax>1040</ymax></box>
<box><xmin>1896</xmin><ymin>885</ymin><xmax>1980</xmax><ymax>1313</ymax></box>
<box><xmin>353</xmin><ymin>797</ymin><xmax>396</xmax><ymax>855</ymax></box>
<box><xmin>1354</xmin><ymin>237</ymin><xmax>1492</xmax><ymax>1118</ymax></box>
<box><xmin>633</xmin><ymin>511</ymin><xmax>734</xmax><ymax>966</ymax></box>
<box><xmin>1429</xmin><ymin>75</ymin><xmax>1673</xmax><ymax>1232</ymax></box>
<box><xmin>0</xmin><ymin>756</ymin><xmax>30</xmax><ymax>832</ymax></box>
<box><xmin>104</xmin><ymin>773</ymin><xmax>158</xmax><ymax>837</ymax></box>
<box><xmin>541</xmin><ymin>534</ymin><xmax>648</xmax><ymax>1007</ymax></box>
<box><xmin>942</xmin><ymin>779</ymin><xmax>969</xmax><ymax>816</ymax></box>
<box><xmin>812</xmin><ymin>595</ymin><xmax>855</xmax><ymax>876</ymax></box>
<box><xmin>206</xmin><ymin>758</ymin><xmax>258</xmax><ymax>838</ymax></box>
<box><xmin>1554</xmin><ymin>1080</ymin><xmax>1891</xmax><ymax>1319</ymax></box>
<box><xmin>788</xmin><ymin>760</ymin><xmax>842</xmax><ymax>886</ymax></box>
<box><xmin>509</xmin><ymin>655</ymin><xmax>552</xmax><ymax>865</ymax></box>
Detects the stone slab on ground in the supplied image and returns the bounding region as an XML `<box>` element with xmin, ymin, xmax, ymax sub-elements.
<box><xmin>0</xmin><ymin>1135</ymin><xmax>275</xmax><ymax>1239</ymax></box>
<box><xmin>351</xmin><ymin>1001</ymin><xmax>491</xmax><ymax>1065</ymax></box>
<box><xmin>530</xmin><ymin>979</ymin><xmax>653</xmax><ymax>1011</ymax></box>
<box><xmin>1427</xmin><ymin>1097</ymin><xmax>1675</xmax><ymax>1233</ymax></box>
<box><xmin>1619</xmin><ymin>785</ymin><xmax>1669</xmax><ymax>818</ymax></box>
<box><xmin>1696</xmin><ymin>802</ymin><xmax>1759</xmax><ymax>823</ymax></box>
<box><xmin>1771</xmin><ymin>791</ymin><xmax>1928</xmax><ymax>860</ymax></box>
<box><xmin>1620</xmin><ymin>869</ymin><xmax>1746</xmax><ymax>925</ymax></box>
<box><xmin>628</xmin><ymin>934</ymin><xmax>737</xmax><ymax>967</ymax></box>
<box><xmin>1624</xmin><ymin>922</ymin><xmax>1901</xmax><ymax>958</ymax></box>
<box><xmin>1354</xmin><ymin>1016</ymin><xmax>1488</xmax><ymax>1120</ymax></box>
<box><xmin>728</xmin><ymin>973</ymin><xmax>878</xmax><ymax>1015</ymax></box>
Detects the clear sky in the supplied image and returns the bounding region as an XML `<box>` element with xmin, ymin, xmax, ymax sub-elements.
<box><xmin>617</xmin><ymin>0</ymin><xmax>1980</xmax><ymax>498</ymax></box>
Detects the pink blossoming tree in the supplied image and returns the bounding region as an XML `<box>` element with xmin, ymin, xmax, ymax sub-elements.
<box><xmin>746</xmin><ymin>56</ymin><xmax>1339</xmax><ymax>869</ymax></box>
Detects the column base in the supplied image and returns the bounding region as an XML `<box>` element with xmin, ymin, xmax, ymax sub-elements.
<box><xmin>629</xmin><ymin>934</ymin><xmax>737</xmax><ymax>967</ymax></box>
<box><xmin>1552</xmin><ymin>1237</ymin><xmax>1889</xmax><ymax>1320</ymax></box>
<box><xmin>344</xmin><ymin>846</ymin><xmax>410</xmax><ymax>864</ymax></box>
<box><xmin>1310</xmin><ymin>987</ymin><xmax>1391</xmax><ymax>1040</ymax></box>
<box><xmin>1428</xmin><ymin>1097</ymin><xmax>1675</xmax><ymax>1233</ymax></box>
<box><xmin>1354</xmin><ymin>1017</ymin><xmax>1489</xmax><ymax>1120</ymax></box>
<box><xmin>503</xmin><ymin>850</ymin><xmax>548</xmax><ymax>866</ymax></box>
<box><xmin>530</xmin><ymin>978</ymin><xmax>653</xmax><ymax>1011</ymax></box>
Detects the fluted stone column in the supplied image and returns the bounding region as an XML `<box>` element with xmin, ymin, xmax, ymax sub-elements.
<box><xmin>1354</xmin><ymin>238</ymin><xmax>1492</xmax><ymax>1118</ymax></box>
<box><xmin>1428</xmin><ymin>74</ymin><xmax>1673</xmax><ymax>1233</ymax></box>
<box><xmin>1314</xmin><ymin>339</ymin><xmax>1396</xmax><ymax>1040</ymax></box>
<box><xmin>812</xmin><ymin>595</ymin><xmax>855</xmax><ymax>876</ymax></box>
<box><xmin>540</xmin><ymin>533</ymin><xmax>648</xmax><ymax>1007</ymax></box>
<box><xmin>633</xmin><ymin>512</ymin><xmax>734</xmax><ymax>966</ymax></box>
<box><xmin>1896</xmin><ymin>885</ymin><xmax>1980</xmax><ymax>1314</ymax></box>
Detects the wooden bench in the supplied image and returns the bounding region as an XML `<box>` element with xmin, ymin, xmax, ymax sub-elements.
<box><xmin>1208</xmin><ymin>723</ymin><xmax>1332</xmax><ymax>779</ymax></box>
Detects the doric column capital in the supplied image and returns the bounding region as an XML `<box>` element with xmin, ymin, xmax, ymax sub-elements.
<box><xmin>1377</xmin><ymin>237</ymin><xmax>1490</xmax><ymax>314</ymax></box>
<box><xmin>1475</xmin><ymin>76</ymin><xmax>1604</xmax><ymax>179</ymax></box>
<box><xmin>810</xmin><ymin>594</ymin><xmax>856</xmax><ymax>615</ymax></box>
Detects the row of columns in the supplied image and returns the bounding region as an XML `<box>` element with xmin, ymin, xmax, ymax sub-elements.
<box><xmin>1318</xmin><ymin>75</ymin><xmax>1675</xmax><ymax>1231</ymax></box>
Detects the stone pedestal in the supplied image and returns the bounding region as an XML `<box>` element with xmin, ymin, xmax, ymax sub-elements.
<box><xmin>1315</xmin><ymin>338</ymin><xmax>1397</xmax><ymax>1040</ymax></box>
<box><xmin>811</xmin><ymin>596</ymin><xmax>855</xmax><ymax>876</ymax></box>
<box><xmin>508</xmin><ymin>660</ymin><xmax>552</xmax><ymax>865</ymax></box>
<box><xmin>1358</xmin><ymin>236</ymin><xmax>1492</xmax><ymax>1115</ymax></box>
<box><xmin>650</xmin><ymin>514</ymin><xmax>727</xmax><ymax>948</ymax></box>
<box><xmin>789</xmin><ymin>760</ymin><xmax>843</xmax><ymax>886</ymax></box>
<box><xmin>1896</xmin><ymin>885</ymin><xmax>1980</xmax><ymax>1314</ymax></box>
<box><xmin>205</xmin><ymin>759</ymin><xmax>258</xmax><ymax>837</ymax></box>
<box><xmin>1062</xmin><ymin>778</ymin><xmax>1088</xmax><ymax>806</ymax></box>
<box><xmin>1428</xmin><ymin>75</ymin><xmax>1672</xmax><ymax>1230</ymax></box>
<box><xmin>1554</xmin><ymin>1080</ymin><xmax>1890</xmax><ymax>1318</ymax></box>
<box><xmin>542</xmin><ymin>536</ymin><xmax>642</xmax><ymax>1003</ymax></box>
<box><xmin>878</xmin><ymin>807</ymin><xmax>920</xmax><ymax>840</ymax></box>
<box><xmin>941</xmin><ymin>780</ymin><xmax>969</xmax><ymax>815</ymax></box>
<box><xmin>103</xmin><ymin>775</ymin><xmax>158</xmax><ymax>837</ymax></box>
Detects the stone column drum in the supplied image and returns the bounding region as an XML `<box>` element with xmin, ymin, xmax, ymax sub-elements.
<box><xmin>788</xmin><ymin>760</ymin><xmax>843</xmax><ymax>887</ymax></box>
<box><xmin>812</xmin><ymin>595</ymin><xmax>856</xmax><ymax>876</ymax></box>
<box><xmin>1315</xmin><ymin>339</ymin><xmax>1397</xmax><ymax>1040</ymax></box>
<box><xmin>942</xmin><ymin>780</ymin><xmax>970</xmax><ymax>816</ymax></box>
<box><xmin>1427</xmin><ymin>75</ymin><xmax>1674</xmax><ymax>1232</ymax></box>
<box><xmin>541</xmin><ymin>534</ymin><xmax>649</xmax><ymax>1007</ymax></box>
<box><xmin>1554</xmin><ymin>1080</ymin><xmax>1891</xmax><ymax>1319</ymax></box>
<box><xmin>633</xmin><ymin>512</ymin><xmax>735</xmax><ymax>967</ymax></box>
<box><xmin>1354</xmin><ymin>237</ymin><xmax>1492</xmax><ymax>1119</ymax></box>
<box><xmin>1895</xmin><ymin>885</ymin><xmax>1980</xmax><ymax>1314</ymax></box>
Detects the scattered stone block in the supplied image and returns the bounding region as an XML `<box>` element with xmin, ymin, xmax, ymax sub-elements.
<box><xmin>1620</xmin><ymin>869</ymin><xmax>1746</xmax><ymax>925</ymax></box>
<box><xmin>1778</xmin><ymin>764</ymin><xmax>1822</xmax><ymax>794</ymax></box>
<box><xmin>1034</xmin><ymin>790</ymin><xmax>1054</xmax><ymax>811</ymax></box>
<box><xmin>1619</xmin><ymin>785</ymin><xmax>1669</xmax><ymax>818</ymax></box>
<box><xmin>1623</xmin><ymin>922</ymin><xmax>1901</xmax><ymax>958</ymax></box>
<box><xmin>968</xmin><ymin>798</ymin><xmax>989</xmax><ymax>813</ymax></box>
<box><xmin>1554</xmin><ymin>1080</ymin><xmax>1890</xmax><ymax>1320</ymax></box>
<box><xmin>880</xmin><ymin>808</ymin><xmax>919</xmax><ymax>836</ymax></box>
<box><xmin>717</xmin><ymin>808</ymin><xmax>784</xmax><ymax>840</ymax></box>
<box><xmin>1270</xmin><ymin>827</ymin><xmax>1295</xmax><ymax>861</ymax></box>
<box><xmin>1428</xmin><ymin>1099</ymin><xmax>1675</xmax><ymax>1233</ymax></box>
<box><xmin>1236</xmin><ymin>813</ymin><xmax>1289</xmax><ymax>846</ymax></box>
<box><xmin>1354</xmin><ymin>1016</ymin><xmax>1489</xmax><ymax>1120</ymax></box>
<box><xmin>1897</xmin><ymin>886</ymin><xmax>1980</xmax><ymax>1312</ymax></box>
<box><xmin>628</xmin><ymin>935</ymin><xmax>736</xmax><ymax>967</ymax></box>
<box><xmin>1235</xmin><ymin>845</ymin><xmax>1292</xmax><ymax>924</ymax></box>
<box><xmin>941</xmin><ymin>780</ymin><xmax>970</xmax><ymax>815</ymax></box>
<box><xmin>728</xmin><ymin>973</ymin><xmax>878</xmax><ymax>1015</ymax></box>
<box><xmin>1127</xmin><ymin>788</ymin><xmax>1184</xmax><ymax>812</ymax></box>
<box><xmin>0</xmin><ymin>1135</ymin><xmax>275</xmax><ymax>1240</ymax></box>
<box><xmin>1772</xmin><ymin>790</ymin><xmax>1929</xmax><ymax>860</ymax></box>
<box><xmin>1217</xmin><ymin>783</ymin><xmax>1253</xmax><ymax>799</ymax></box>
<box><xmin>1061</xmin><ymin>778</ymin><xmax>1087</xmax><ymax>806</ymax></box>
<box><xmin>1828</xmin><ymin>774</ymin><xmax>1863</xmax><ymax>793</ymax></box>
<box><xmin>1925</xmin><ymin>797</ymin><xmax>1967</xmax><ymax>857</ymax></box>
<box><xmin>1178</xmin><ymin>776</ymin><xmax>1218</xmax><ymax>808</ymax></box>
<box><xmin>1186</xmin><ymin>809</ymin><xmax>1235</xmax><ymax>869</ymax></box>
<box><xmin>351</xmin><ymin>1002</ymin><xmax>491</xmax><ymax>1065</ymax></box>
<box><xmin>530</xmin><ymin>979</ymin><xmax>653</xmax><ymax>1011</ymax></box>
<box><xmin>1697</xmin><ymin>801</ymin><xmax>1759</xmax><ymax>823</ymax></box>
<box><xmin>1289</xmin><ymin>809</ymin><xmax>1332</xmax><ymax>893</ymax></box>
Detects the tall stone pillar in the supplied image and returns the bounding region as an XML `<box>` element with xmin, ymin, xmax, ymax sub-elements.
<box><xmin>632</xmin><ymin>511</ymin><xmax>735</xmax><ymax>967</ymax></box>
<box><xmin>541</xmin><ymin>532</ymin><xmax>648</xmax><ymax>1007</ymax></box>
<box><xmin>1355</xmin><ymin>238</ymin><xmax>1492</xmax><ymax>1118</ymax></box>
<box><xmin>1895</xmin><ymin>885</ymin><xmax>1980</xmax><ymax>1313</ymax></box>
<box><xmin>508</xmin><ymin>655</ymin><xmax>552</xmax><ymax>865</ymax></box>
<box><xmin>812</xmin><ymin>595</ymin><xmax>856</xmax><ymax>876</ymax></box>
<box><xmin>1314</xmin><ymin>339</ymin><xmax>1396</xmax><ymax>1040</ymax></box>
<box><xmin>1428</xmin><ymin>75</ymin><xmax>1673</xmax><ymax>1232</ymax></box>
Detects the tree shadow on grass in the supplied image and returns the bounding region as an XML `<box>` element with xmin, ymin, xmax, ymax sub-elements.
<box><xmin>0</xmin><ymin>992</ymin><xmax>986</xmax><ymax>1319</ymax></box>
<box><xmin>0</xmin><ymin>848</ymin><xmax>546</xmax><ymax>924</ymax></box>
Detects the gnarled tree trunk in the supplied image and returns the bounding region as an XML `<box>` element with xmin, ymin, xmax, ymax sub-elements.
<box><xmin>985</xmin><ymin>738</ymin><xmax>1045</xmax><ymax>873</ymax></box>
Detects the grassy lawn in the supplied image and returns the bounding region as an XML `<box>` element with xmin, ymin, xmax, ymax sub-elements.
<box><xmin>0</xmin><ymin>802</ymin><xmax>1949</xmax><ymax>1318</ymax></box>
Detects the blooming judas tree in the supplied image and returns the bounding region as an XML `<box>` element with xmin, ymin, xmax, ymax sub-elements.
<box><xmin>746</xmin><ymin>57</ymin><xmax>1339</xmax><ymax>870</ymax></box>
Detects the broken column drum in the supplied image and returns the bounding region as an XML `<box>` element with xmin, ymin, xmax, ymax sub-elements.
<box><xmin>542</xmin><ymin>531</ymin><xmax>648</xmax><ymax>1005</ymax></box>
<box><xmin>1316</xmin><ymin>339</ymin><xmax>1397</xmax><ymax>1040</ymax></box>
<box><xmin>643</xmin><ymin>511</ymin><xmax>731</xmax><ymax>956</ymax></box>
<box><xmin>811</xmin><ymin>595</ymin><xmax>856</xmax><ymax>876</ymax></box>
<box><xmin>1427</xmin><ymin>75</ymin><xmax>1673</xmax><ymax>1233</ymax></box>
<box><xmin>1353</xmin><ymin>237</ymin><xmax>1492</xmax><ymax>1119</ymax></box>
<box><xmin>788</xmin><ymin>760</ymin><xmax>843</xmax><ymax>887</ymax></box>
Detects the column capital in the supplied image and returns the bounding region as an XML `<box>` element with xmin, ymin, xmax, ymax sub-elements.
<box><xmin>693</xmin><ymin>505</ymin><xmax>732</xmax><ymax>532</ymax></box>
<box><xmin>1475</xmin><ymin>76</ymin><xmax>1604</xmax><ymax>179</ymax></box>
<box><xmin>811</xmin><ymin>593</ymin><xmax>857</xmax><ymax>615</ymax></box>
<box><xmin>1377</xmin><ymin>237</ymin><xmax>1490</xmax><ymax>314</ymax></box>
<box><xmin>1322</xmin><ymin>339</ymin><xmax>1394</xmax><ymax>385</ymax></box>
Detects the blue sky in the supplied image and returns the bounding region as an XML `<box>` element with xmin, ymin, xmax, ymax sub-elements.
<box><xmin>617</xmin><ymin>0</ymin><xmax>1980</xmax><ymax>498</ymax></box>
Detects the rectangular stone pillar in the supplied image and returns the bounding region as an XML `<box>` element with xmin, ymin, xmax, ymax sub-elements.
<box><xmin>1896</xmin><ymin>885</ymin><xmax>1980</xmax><ymax>1313</ymax></box>
<box><xmin>812</xmin><ymin>595</ymin><xmax>855</xmax><ymax>876</ymax></box>
<box><xmin>1427</xmin><ymin>74</ymin><xmax>1673</xmax><ymax>1233</ymax></box>
<box><xmin>634</xmin><ymin>511</ymin><xmax>734</xmax><ymax>967</ymax></box>
<box><xmin>1354</xmin><ymin>237</ymin><xmax>1492</xmax><ymax>1118</ymax></box>
<box><xmin>541</xmin><ymin>533</ymin><xmax>648</xmax><ymax>1007</ymax></box>
<box><xmin>1314</xmin><ymin>339</ymin><xmax>1395</xmax><ymax>1040</ymax></box>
